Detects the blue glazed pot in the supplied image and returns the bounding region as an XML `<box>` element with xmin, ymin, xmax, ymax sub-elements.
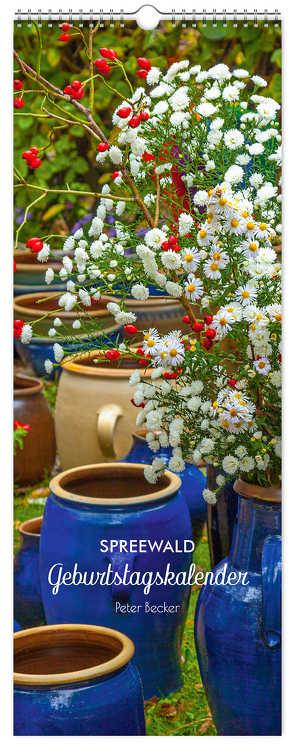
<box><xmin>122</xmin><ymin>430</ymin><xmax>206</xmax><ymax>545</ymax></box>
<box><xmin>39</xmin><ymin>463</ymin><xmax>193</xmax><ymax>699</ymax></box>
<box><xmin>195</xmin><ymin>479</ymin><xmax>281</xmax><ymax>736</ymax></box>
<box><xmin>14</xmin><ymin>624</ymin><xmax>146</xmax><ymax>735</ymax></box>
<box><xmin>206</xmin><ymin>465</ymin><xmax>239</xmax><ymax>568</ymax></box>
<box><xmin>15</xmin><ymin>324</ymin><xmax>123</xmax><ymax>379</ymax></box>
<box><xmin>14</xmin><ymin>619</ymin><xmax>22</xmax><ymax>632</ymax></box>
<box><xmin>14</xmin><ymin>517</ymin><xmax>45</xmax><ymax>629</ymax></box>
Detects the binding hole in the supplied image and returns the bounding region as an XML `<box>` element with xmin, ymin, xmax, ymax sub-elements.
<box><xmin>89</xmin><ymin>9</ymin><xmax>93</xmax><ymax>28</ymax></box>
<box><xmin>264</xmin><ymin>8</ymin><xmax>268</xmax><ymax>27</ymax></box>
<box><xmin>79</xmin><ymin>9</ymin><xmax>83</xmax><ymax>27</ymax></box>
<box><xmin>223</xmin><ymin>8</ymin><xmax>227</xmax><ymax>27</ymax></box>
<box><xmin>213</xmin><ymin>9</ymin><xmax>217</xmax><ymax>27</ymax></box>
<box><xmin>244</xmin><ymin>9</ymin><xmax>248</xmax><ymax>27</ymax></box>
<box><xmin>100</xmin><ymin>8</ymin><xmax>104</xmax><ymax>27</ymax></box>
<box><xmin>48</xmin><ymin>8</ymin><xmax>52</xmax><ymax>27</ymax></box>
<box><xmin>192</xmin><ymin>9</ymin><xmax>196</xmax><ymax>27</ymax></box>
<box><xmin>17</xmin><ymin>8</ymin><xmax>21</xmax><ymax>27</ymax></box>
<box><xmin>203</xmin><ymin>9</ymin><xmax>206</xmax><ymax>27</ymax></box>
<box><xmin>120</xmin><ymin>8</ymin><xmax>124</xmax><ymax>27</ymax></box>
<box><xmin>38</xmin><ymin>8</ymin><xmax>42</xmax><ymax>27</ymax></box>
<box><xmin>182</xmin><ymin>9</ymin><xmax>186</xmax><ymax>28</ymax></box>
<box><xmin>172</xmin><ymin>9</ymin><xmax>176</xmax><ymax>27</ymax></box>
<box><xmin>233</xmin><ymin>8</ymin><xmax>237</xmax><ymax>28</ymax></box>
<box><xmin>69</xmin><ymin>9</ymin><xmax>72</xmax><ymax>27</ymax></box>
<box><xmin>254</xmin><ymin>9</ymin><xmax>258</xmax><ymax>27</ymax></box>
<box><xmin>28</xmin><ymin>8</ymin><xmax>32</xmax><ymax>27</ymax></box>
<box><xmin>58</xmin><ymin>9</ymin><xmax>62</xmax><ymax>27</ymax></box>
<box><xmin>110</xmin><ymin>8</ymin><xmax>114</xmax><ymax>27</ymax></box>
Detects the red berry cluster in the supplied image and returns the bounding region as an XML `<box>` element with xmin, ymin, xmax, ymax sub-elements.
<box><xmin>14</xmin><ymin>97</ymin><xmax>25</xmax><ymax>109</ymax></box>
<box><xmin>64</xmin><ymin>80</ymin><xmax>84</xmax><ymax>99</ymax></box>
<box><xmin>106</xmin><ymin>350</ymin><xmax>120</xmax><ymax>361</ymax></box>
<box><xmin>161</xmin><ymin>235</ymin><xmax>180</xmax><ymax>253</ymax></box>
<box><xmin>26</xmin><ymin>237</ymin><xmax>44</xmax><ymax>253</ymax></box>
<box><xmin>59</xmin><ymin>23</ymin><xmax>71</xmax><ymax>42</ymax></box>
<box><xmin>137</xmin><ymin>57</ymin><xmax>151</xmax><ymax>79</ymax></box>
<box><xmin>182</xmin><ymin>314</ymin><xmax>217</xmax><ymax>350</ymax></box>
<box><xmin>14</xmin><ymin>79</ymin><xmax>23</xmax><ymax>91</ymax></box>
<box><xmin>22</xmin><ymin>147</ymin><xmax>42</xmax><ymax>169</ymax></box>
<box><xmin>94</xmin><ymin>47</ymin><xmax>117</xmax><ymax>75</ymax></box>
<box><xmin>13</xmin><ymin>319</ymin><xmax>24</xmax><ymax>338</ymax></box>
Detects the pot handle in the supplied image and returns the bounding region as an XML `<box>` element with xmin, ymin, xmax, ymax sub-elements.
<box><xmin>261</xmin><ymin>534</ymin><xmax>281</xmax><ymax>649</ymax></box>
<box><xmin>107</xmin><ymin>552</ymin><xmax>136</xmax><ymax>598</ymax></box>
<box><xmin>97</xmin><ymin>404</ymin><xmax>123</xmax><ymax>460</ymax></box>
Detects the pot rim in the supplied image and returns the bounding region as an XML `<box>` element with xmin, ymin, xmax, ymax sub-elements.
<box><xmin>60</xmin><ymin>349</ymin><xmax>154</xmax><ymax>377</ymax></box>
<box><xmin>49</xmin><ymin>462</ymin><xmax>181</xmax><ymax>506</ymax></box>
<box><xmin>14</xmin><ymin>624</ymin><xmax>134</xmax><ymax>685</ymax></box>
<box><xmin>15</xmin><ymin>322</ymin><xmax>123</xmax><ymax>346</ymax></box>
<box><xmin>13</xmin><ymin>292</ymin><xmax>120</xmax><ymax>321</ymax></box>
<box><xmin>18</xmin><ymin>516</ymin><xmax>43</xmax><ymax>537</ymax></box>
<box><xmin>14</xmin><ymin>372</ymin><xmax>43</xmax><ymax>396</ymax></box>
<box><xmin>234</xmin><ymin>478</ymin><xmax>281</xmax><ymax>503</ymax></box>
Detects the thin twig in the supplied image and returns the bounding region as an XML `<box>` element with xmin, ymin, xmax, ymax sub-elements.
<box><xmin>155</xmin><ymin>175</ymin><xmax>160</xmax><ymax>227</ymax></box>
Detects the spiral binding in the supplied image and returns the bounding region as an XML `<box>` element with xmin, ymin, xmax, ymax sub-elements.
<box><xmin>16</xmin><ymin>7</ymin><xmax>281</xmax><ymax>28</ymax></box>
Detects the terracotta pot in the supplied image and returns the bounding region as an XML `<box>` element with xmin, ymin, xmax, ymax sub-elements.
<box><xmin>14</xmin><ymin>373</ymin><xmax>56</xmax><ymax>486</ymax></box>
<box><xmin>55</xmin><ymin>351</ymin><xmax>155</xmax><ymax>469</ymax></box>
<box><xmin>14</xmin><ymin>624</ymin><xmax>145</xmax><ymax>735</ymax></box>
<box><xmin>14</xmin><ymin>516</ymin><xmax>45</xmax><ymax>628</ymax></box>
<box><xmin>13</xmin><ymin>291</ymin><xmax>119</xmax><ymax>337</ymax></box>
<box><xmin>13</xmin><ymin>248</ymin><xmax>66</xmax><ymax>297</ymax></box>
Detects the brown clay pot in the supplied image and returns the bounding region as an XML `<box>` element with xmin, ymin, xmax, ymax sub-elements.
<box><xmin>14</xmin><ymin>373</ymin><xmax>56</xmax><ymax>487</ymax></box>
<box><xmin>13</xmin><ymin>291</ymin><xmax>120</xmax><ymax>337</ymax></box>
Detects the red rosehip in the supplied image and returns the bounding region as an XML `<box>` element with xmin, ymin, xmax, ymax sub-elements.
<box><xmin>30</xmin><ymin>157</ymin><xmax>42</xmax><ymax>169</ymax></box>
<box><xmin>124</xmin><ymin>324</ymin><xmax>138</xmax><ymax>335</ymax></box>
<box><xmin>59</xmin><ymin>33</ymin><xmax>71</xmax><ymax>41</ymax></box>
<box><xmin>31</xmin><ymin>241</ymin><xmax>44</xmax><ymax>253</ymax></box>
<box><xmin>100</xmin><ymin>47</ymin><xmax>117</xmax><ymax>60</ymax></box>
<box><xmin>171</xmin><ymin>224</ymin><xmax>177</xmax><ymax>230</ymax></box>
<box><xmin>106</xmin><ymin>350</ymin><xmax>120</xmax><ymax>361</ymax></box>
<box><xmin>13</xmin><ymin>260</ymin><xmax>17</xmax><ymax>273</ymax></box>
<box><xmin>22</xmin><ymin>150</ymin><xmax>33</xmax><ymax>160</ymax></box>
<box><xmin>26</xmin><ymin>237</ymin><xmax>41</xmax><ymax>249</ymax></box>
<box><xmin>14</xmin><ymin>80</ymin><xmax>23</xmax><ymax>91</ymax></box>
<box><xmin>138</xmin><ymin>57</ymin><xmax>151</xmax><ymax>71</ymax></box>
<box><xmin>205</xmin><ymin>328</ymin><xmax>216</xmax><ymax>340</ymax></box>
<box><xmin>129</xmin><ymin>116</ymin><xmax>141</xmax><ymax>128</ymax></box>
<box><xmin>170</xmin><ymin>373</ymin><xmax>179</xmax><ymax>380</ymax></box>
<box><xmin>111</xmin><ymin>171</ymin><xmax>120</xmax><ymax>179</ymax></box>
<box><xmin>94</xmin><ymin>59</ymin><xmax>111</xmax><ymax>73</ymax></box>
<box><xmin>163</xmin><ymin>372</ymin><xmax>173</xmax><ymax>380</ymax></box>
<box><xmin>117</xmin><ymin>106</ymin><xmax>132</xmax><ymax>118</ymax></box>
<box><xmin>131</xmin><ymin>398</ymin><xmax>144</xmax><ymax>408</ymax></box>
<box><xmin>139</xmin><ymin>358</ymin><xmax>150</xmax><ymax>365</ymax></box>
<box><xmin>61</xmin><ymin>22</ymin><xmax>70</xmax><ymax>30</ymax></box>
<box><xmin>182</xmin><ymin>315</ymin><xmax>190</xmax><ymax>324</ymax></box>
<box><xmin>139</xmin><ymin>112</ymin><xmax>149</xmax><ymax>122</ymax></box>
<box><xmin>168</xmin><ymin>235</ymin><xmax>178</xmax><ymax>246</ymax></box>
<box><xmin>137</xmin><ymin>70</ymin><xmax>148</xmax><ymax>79</ymax></box>
<box><xmin>172</xmin><ymin>244</ymin><xmax>181</xmax><ymax>252</ymax></box>
<box><xmin>185</xmin><ymin>344</ymin><xmax>191</xmax><ymax>351</ymax></box>
<box><xmin>161</xmin><ymin>241</ymin><xmax>171</xmax><ymax>251</ymax></box>
<box><xmin>97</xmin><ymin>142</ymin><xmax>109</xmax><ymax>152</ymax></box>
<box><xmin>72</xmin><ymin>88</ymin><xmax>84</xmax><ymax>100</ymax></box>
<box><xmin>71</xmin><ymin>80</ymin><xmax>82</xmax><ymax>91</ymax></box>
<box><xmin>30</xmin><ymin>147</ymin><xmax>39</xmax><ymax>155</ymax></box>
<box><xmin>204</xmin><ymin>315</ymin><xmax>213</xmax><ymax>325</ymax></box>
<box><xmin>228</xmin><ymin>379</ymin><xmax>237</xmax><ymax>388</ymax></box>
<box><xmin>137</xmin><ymin>347</ymin><xmax>145</xmax><ymax>356</ymax></box>
<box><xmin>14</xmin><ymin>319</ymin><xmax>24</xmax><ymax>330</ymax></box>
<box><xmin>22</xmin><ymin>424</ymin><xmax>30</xmax><ymax>431</ymax></box>
<box><xmin>203</xmin><ymin>338</ymin><xmax>213</xmax><ymax>350</ymax></box>
<box><xmin>14</xmin><ymin>97</ymin><xmax>24</xmax><ymax>109</ymax></box>
<box><xmin>64</xmin><ymin>85</ymin><xmax>73</xmax><ymax>95</ymax></box>
<box><xmin>142</xmin><ymin>151</ymin><xmax>155</xmax><ymax>162</ymax></box>
<box><xmin>192</xmin><ymin>321</ymin><xmax>204</xmax><ymax>333</ymax></box>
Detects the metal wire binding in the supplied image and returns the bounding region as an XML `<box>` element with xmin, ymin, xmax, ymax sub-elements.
<box><xmin>15</xmin><ymin>8</ymin><xmax>282</xmax><ymax>26</ymax></box>
<box><xmin>69</xmin><ymin>8</ymin><xmax>72</xmax><ymax>26</ymax></box>
<box><xmin>275</xmin><ymin>8</ymin><xmax>279</xmax><ymax>27</ymax></box>
<box><xmin>223</xmin><ymin>8</ymin><xmax>227</xmax><ymax>27</ymax></box>
<box><xmin>203</xmin><ymin>8</ymin><xmax>206</xmax><ymax>27</ymax></box>
<box><xmin>254</xmin><ymin>9</ymin><xmax>258</xmax><ymax>27</ymax></box>
<box><xmin>120</xmin><ymin>8</ymin><xmax>124</xmax><ymax>27</ymax></box>
<box><xmin>264</xmin><ymin>8</ymin><xmax>268</xmax><ymax>27</ymax></box>
<box><xmin>48</xmin><ymin>8</ymin><xmax>52</xmax><ymax>27</ymax></box>
<box><xmin>192</xmin><ymin>8</ymin><xmax>196</xmax><ymax>27</ymax></box>
<box><xmin>58</xmin><ymin>8</ymin><xmax>62</xmax><ymax>27</ymax></box>
<box><xmin>17</xmin><ymin>8</ymin><xmax>21</xmax><ymax>26</ymax></box>
<box><xmin>244</xmin><ymin>8</ymin><xmax>248</xmax><ymax>27</ymax></box>
<box><xmin>171</xmin><ymin>9</ymin><xmax>175</xmax><ymax>27</ymax></box>
<box><xmin>100</xmin><ymin>9</ymin><xmax>104</xmax><ymax>27</ymax></box>
<box><xmin>213</xmin><ymin>8</ymin><xmax>217</xmax><ymax>27</ymax></box>
<box><xmin>38</xmin><ymin>8</ymin><xmax>42</xmax><ymax>26</ymax></box>
<box><xmin>89</xmin><ymin>9</ymin><xmax>93</xmax><ymax>27</ymax></box>
<box><xmin>110</xmin><ymin>8</ymin><xmax>114</xmax><ymax>27</ymax></box>
<box><xmin>79</xmin><ymin>9</ymin><xmax>83</xmax><ymax>27</ymax></box>
<box><xmin>233</xmin><ymin>8</ymin><xmax>237</xmax><ymax>27</ymax></box>
<box><xmin>182</xmin><ymin>8</ymin><xmax>186</xmax><ymax>27</ymax></box>
<box><xmin>28</xmin><ymin>8</ymin><xmax>31</xmax><ymax>26</ymax></box>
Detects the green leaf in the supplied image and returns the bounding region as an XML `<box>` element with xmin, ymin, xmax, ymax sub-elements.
<box><xmin>42</xmin><ymin>204</ymin><xmax>66</xmax><ymax>222</ymax></box>
<box><xmin>17</xmin><ymin>116</ymin><xmax>34</xmax><ymax>130</ymax></box>
<box><xmin>47</xmin><ymin>47</ymin><xmax>61</xmax><ymax>67</ymax></box>
<box><xmin>271</xmin><ymin>49</ymin><xmax>281</xmax><ymax>68</ymax></box>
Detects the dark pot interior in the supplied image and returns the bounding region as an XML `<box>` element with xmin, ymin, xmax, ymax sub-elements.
<box><xmin>14</xmin><ymin>374</ymin><xmax>41</xmax><ymax>392</ymax></box>
<box><xmin>20</xmin><ymin>517</ymin><xmax>42</xmax><ymax>536</ymax></box>
<box><xmin>14</xmin><ymin>628</ymin><xmax>123</xmax><ymax>675</ymax></box>
<box><xmin>59</xmin><ymin>465</ymin><xmax>170</xmax><ymax>499</ymax></box>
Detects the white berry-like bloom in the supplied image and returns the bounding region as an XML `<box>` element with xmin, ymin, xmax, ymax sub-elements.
<box><xmin>168</xmin><ymin>454</ymin><xmax>185</xmax><ymax>473</ymax></box>
<box><xmin>37</xmin><ymin>243</ymin><xmax>50</xmax><ymax>262</ymax></box>
<box><xmin>204</xmin><ymin>86</ymin><xmax>221</xmax><ymax>100</ymax></box>
<box><xmin>208</xmin><ymin>63</ymin><xmax>231</xmax><ymax>81</ymax></box>
<box><xmin>216</xmin><ymin>474</ymin><xmax>226</xmax><ymax>486</ymax></box>
<box><xmin>256</xmin><ymin>183</ymin><xmax>278</xmax><ymax>206</ymax></box>
<box><xmin>153</xmin><ymin>101</ymin><xmax>169</xmax><ymax>115</ymax></box>
<box><xmin>222</xmin><ymin>85</ymin><xmax>240</xmax><ymax>102</ymax></box>
<box><xmin>53</xmin><ymin>342</ymin><xmax>64</xmax><ymax>363</ymax></box>
<box><xmin>144</xmin><ymin>466</ymin><xmax>158</xmax><ymax>484</ymax></box>
<box><xmin>72</xmin><ymin>319</ymin><xmax>81</xmax><ymax>329</ymax></box>
<box><xmin>131</xmin><ymin>284</ymin><xmax>149</xmax><ymax>301</ymax></box>
<box><xmin>161</xmin><ymin>250</ymin><xmax>182</xmax><ymax>270</ymax></box>
<box><xmin>89</xmin><ymin>217</ymin><xmax>103</xmax><ymax>238</ymax></box>
<box><xmin>45</xmin><ymin>268</ymin><xmax>54</xmax><ymax>285</ymax></box>
<box><xmin>145</xmin><ymin>228</ymin><xmax>167</xmax><ymax>249</ymax></box>
<box><xmin>129</xmin><ymin>370</ymin><xmax>141</xmax><ymax>387</ymax></box>
<box><xmin>251</xmin><ymin>75</ymin><xmax>267</xmax><ymax>87</ymax></box>
<box><xmin>222</xmin><ymin>455</ymin><xmax>240</xmax><ymax>475</ymax></box>
<box><xmin>249</xmin><ymin>172</ymin><xmax>263</xmax><ymax>189</ymax></box>
<box><xmin>203</xmin><ymin>489</ymin><xmax>217</xmax><ymax>505</ymax></box>
<box><xmin>187</xmin><ymin>396</ymin><xmax>201</xmax><ymax>412</ymax></box>
<box><xmin>44</xmin><ymin>359</ymin><xmax>53</xmax><ymax>374</ymax></box>
<box><xmin>146</xmin><ymin>409</ymin><xmax>164</xmax><ymax>431</ymax></box>
<box><xmin>62</xmin><ymin>255</ymin><xmax>73</xmax><ymax>274</ymax></box>
<box><xmin>53</xmin><ymin>318</ymin><xmax>62</xmax><ymax>327</ymax></box>
<box><xmin>79</xmin><ymin>289</ymin><xmax>91</xmax><ymax>307</ymax></box>
<box><xmin>224</xmin><ymin>130</ymin><xmax>244</xmax><ymax>150</ymax></box>
<box><xmin>178</xmin><ymin>213</ymin><xmax>194</xmax><ymax>236</ymax></box>
<box><xmin>224</xmin><ymin>165</ymin><xmax>244</xmax><ymax>184</ymax></box>
<box><xmin>169</xmin><ymin>87</ymin><xmax>190</xmax><ymax>111</ymax></box>
<box><xmin>146</xmin><ymin>67</ymin><xmax>161</xmax><ymax>85</ymax></box>
<box><xmin>63</xmin><ymin>237</ymin><xmax>75</xmax><ymax>252</ymax></box>
<box><xmin>20</xmin><ymin>324</ymin><xmax>33</xmax><ymax>344</ymax></box>
<box><xmin>73</xmin><ymin>228</ymin><xmax>83</xmax><ymax>240</ymax></box>
<box><xmin>233</xmin><ymin>68</ymin><xmax>250</xmax><ymax>78</ymax></box>
<box><xmin>116</xmin><ymin>201</ymin><xmax>126</xmax><ymax>216</ymax></box>
<box><xmin>197</xmin><ymin>102</ymin><xmax>217</xmax><ymax>117</ymax></box>
<box><xmin>48</xmin><ymin>328</ymin><xmax>56</xmax><ymax>337</ymax></box>
<box><xmin>109</xmin><ymin>145</ymin><xmax>123</xmax><ymax>164</ymax></box>
<box><xmin>249</xmin><ymin>142</ymin><xmax>264</xmax><ymax>156</ymax></box>
<box><xmin>58</xmin><ymin>292</ymin><xmax>77</xmax><ymax>311</ymax></box>
<box><xmin>130</xmin><ymin>137</ymin><xmax>146</xmax><ymax>158</ymax></box>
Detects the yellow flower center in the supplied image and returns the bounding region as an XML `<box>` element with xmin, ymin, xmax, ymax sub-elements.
<box><xmin>187</xmin><ymin>284</ymin><xmax>195</xmax><ymax>293</ymax></box>
<box><xmin>271</xmin><ymin>333</ymin><xmax>277</xmax><ymax>340</ymax></box>
<box><xmin>242</xmin><ymin>290</ymin><xmax>250</xmax><ymax>298</ymax></box>
<box><xmin>249</xmin><ymin>243</ymin><xmax>257</xmax><ymax>252</ymax></box>
<box><xmin>257</xmin><ymin>313</ymin><xmax>262</xmax><ymax>320</ymax></box>
<box><xmin>208</xmin><ymin>189</ymin><xmax>213</xmax><ymax>197</ymax></box>
<box><xmin>222</xmin><ymin>419</ymin><xmax>230</xmax><ymax>429</ymax></box>
<box><xmin>275</xmin><ymin>313</ymin><xmax>282</xmax><ymax>322</ymax></box>
<box><xmin>219</xmin><ymin>318</ymin><xmax>227</xmax><ymax>327</ymax></box>
<box><xmin>227</xmin><ymin>306</ymin><xmax>234</xmax><ymax>312</ymax></box>
<box><xmin>235</xmin><ymin>421</ymin><xmax>242</xmax><ymax>429</ymax></box>
<box><xmin>246</xmin><ymin>221</ymin><xmax>256</xmax><ymax>230</ymax></box>
<box><xmin>210</xmin><ymin>263</ymin><xmax>219</xmax><ymax>271</ymax></box>
<box><xmin>230</xmin><ymin>219</ymin><xmax>239</xmax><ymax>228</ymax></box>
<box><xmin>241</xmin><ymin>211</ymin><xmax>249</xmax><ymax>218</ymax></box>
<box><xmin>230</xmin><ymin>409</ymin><xmax>238</xmax><ymax>417</ymax></box>
<box><xmin>258</xmin><ymin>361</ymin><xmax>266</xmax><ymax>369</ymax></box>
<box><xmin>199</xmin><ymin>230</ymin><xmax>207</xmax><ymax>239</ymax></box>
<box><xmin>143</xmin><ymin>334</ymin><xmax>151</xmax><ymax>340</ymax></box>
<box><xmin>219</xmin><ymin>198</ymin><xmax>227</xmax><ymax>206</ymax></box>
<box><xmin>239</xmin><ymin>400</ymin><xmax>246</xmax><ymax>406</ymax></box>
<box><xmin>185</xmin><ymin>253</ymin><xmax>193</xmax><ymax>262</ymax></box>
<box><xmin>161</xmin><ymin>351</ymin><xmax>168</xmax><ymax>359</ymax></box>
<box><xmin>169</xmin><ymin>348</ymin><xmax>178</xmax><ymax>357</ymax></box>
<box><xmin>212</xmin><ymin>401</ymin><xmax>218</xmax><ymax>409</ymax></box>
<box><xmin>259</xmin><ymin>222</ymin><xmax>267</xmax><ymax>231</ymax></box>
<box><xmin>147</xmin><ymin>339</ymin><xmax>155</xmax><ymax>348</ymax></box>
<box><xmin>212</xmin><ymin>252</ymin><xmax>221</xmax><ymax>261</ymax></box>
<box><xmin>251</xmin><ymin>323</ymin><xmax>256</xmax><ymax>331</ymax></box>
<box><xmin>207</xmin><ymin>212</ymin><xmax>214</xmax><ymax>220</ymax></box>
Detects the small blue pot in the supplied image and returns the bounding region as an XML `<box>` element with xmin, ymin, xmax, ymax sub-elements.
<box><xmin>122</xmin><ymin>430</ymin><xmax>206</xmax><ymax>545</ymax></box>
<box><xmin>14</xmin><ymin>517</ymin><xmax>45</xmax><ymax>629</ymax></box>
<box><xmin>14</xmin><ymin>624</ymin><xmax>146</xmax><ymax>735</ymax></box>
<box><xmin>39</xmin><ymin>463</ymin><xmax>193</xmax><ymax>699</ymax></box>
<box><xmin>195</xmin><ymin>480</ymin><xmax>281</xmax><ymax>735</ymax></box>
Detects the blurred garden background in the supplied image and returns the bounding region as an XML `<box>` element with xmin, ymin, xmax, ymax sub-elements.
<box><xmin>14</xmin><ymin>19</ymin><xmax>281</xmax><ymax>244</ymax></box>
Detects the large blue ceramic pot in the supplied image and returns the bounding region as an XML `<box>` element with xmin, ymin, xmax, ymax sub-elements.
<box><xmin>14</xmin><ymin>517</ymin><xmax>45</xmax><ymax>629</ymax></box>
<box><xmin>206</xmin><ymin>465</ymin><xmax>239</xmax><ymax>568</ymax></box>
<box><xmin>195</xmin><ymin>479</ymin><xmax>281</xmax><ymax>736</ymax></box>
<box><xmin>14</xmin><ymin>624</ymin><xmax>146</xmax><ymax>735</ymax></box>
<box><xmin>39</xmin><ymin>463</ymin><xmax>193</xmax><ymax>699</ymax></box>
<box><xmin>122</xmin><ymin>429</ymin><xmax>206</xmax><ymax>545</ymax></box>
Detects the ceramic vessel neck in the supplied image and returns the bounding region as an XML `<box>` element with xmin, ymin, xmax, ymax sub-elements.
<box><xmin>229</xmin><ymin>495</ymin><xmax>281</xmax><ymax>573</ymax></box>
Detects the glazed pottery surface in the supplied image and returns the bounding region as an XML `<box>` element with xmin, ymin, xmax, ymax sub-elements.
<box><xmin>13</xmin><ymin>248</ymin><xmax>66</xmax><ymax>296</ymax></box>
<box><xmin>14</xmin><ymin>624</ymin><xmax>145</xmax><ymax>735</ymax></box>
<box><xmin>206</xmin><ymin>465</ymin><xmax>239</xmax><ymax>568</ymax></box>
<box><xmin>39</xmin><ymin>463</ymin><xmax>193</xmax><ymax>699</ymax></box>
<box><xmin>55</xmin><ymin>352</ymin><xmax>156</xmax><ymax>468</ymax></box>
<box><xmin>13</xmin><ymin>291</ymin><xmax>118</xmax><ymax>337</ymax></box>
<box><xmin>14</xmin><ymin>516</ymin><xmax>45</xmax><ymax>629</ymax></box>
<box><xmin>14</xmin><ymin>373</ymin><xmax>56</xmax><ymax>486</ymax></box>
<box><xmin>123</xmin><ymin>430</ymin><xmax>206</xmax><ymax>544</ymax></box>
<box><xmin>195</xmin><ymin>480</ymin><xmax>281</xmax><ymax>735</ymax></box>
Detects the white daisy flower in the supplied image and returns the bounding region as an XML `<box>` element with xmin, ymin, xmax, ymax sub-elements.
<box><xmin>222</xmin><ymin>85</ymin><xmax>240</xmax><ymax>102</ymax></box>
<box><xmin>235</xmin><ymin>284</ymin><xmax>258</xmax><ymax>306</ymax></box>
<box><xmin>185</xmin><ymin>275</ymin><xmax>204</xmax><ymax>301</ymax></box>
<box><xmin>203</xmin><ymin>260</ymin><xmax>222</xmax><ymax>280</ymax></box>
<box><xmin>196</xmin><ymin>225</ymin><xmax>214</xmax><ymax>246</ymax></box>
<box><xmin>224</xmin><ymin>165</ymin><xmax>244</xmax><ymax>184</ymax></box>
<box><xmin>224</xmin><ymin>215</ymin><xmax>246</xmax><ymax>235</ymax></box>
<box><xmin>182</xmin><ymin>248</ymin><xmax>202</xmax><ymax>273</ymax></box>
<box><xmin>145</xmin><ymin>228</ymin><xmax>167</xmax><ymax>249</ymax></box>
<box><xmin>224</xmin><ymin>130</ymin><xmax>244</xmax><ymax>150</ymax></box>
<box><xmin>222</xmin><ymin>455</ymin><xmax>240</xmax><ymax>474</ymax></box>
<box><xmin>212</xmin><ymin>310</ymin><xmax>235</xmax><ymax>334</ymax></box>
<box><xmin>240</xmin><ymin>240</ymin><xmax>260</xmax><ymax>259</ymax></box>
<box><xmin>254</xmin><ymin>357</ymin><xmax>271</xmax><ymax>375</ymax></box>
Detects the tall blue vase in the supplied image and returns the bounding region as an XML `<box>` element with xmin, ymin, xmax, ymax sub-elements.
<box><xmin>39</xmin><ymin>462</ymin><xmax>193</xmax><ymax>699</ymax></box>
<box><xmin>123</xmin><ymin>430</ymin><xmax>206</xmax><ymax>545</ymax></box>
<box><xmin>195</xmin><ymin>479</ymin><xmax>281</xmax><ymax>735</ymax></box>
<box><xmin>14</xmin><ymin>517</ymin><xmax>45</xmax><ymax>629</ymax></box>
<box><xmin>206</xmin><ymin>465</ymin><xmax>239</xmax><ymax>568</ymax></box>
